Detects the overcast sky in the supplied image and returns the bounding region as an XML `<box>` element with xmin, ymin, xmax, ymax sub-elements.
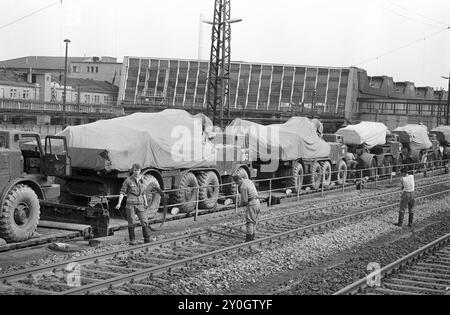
<box><xmin>1</xmin><ymin>0</ymin><xmax>450</xmax><ymax>88</ymax></box>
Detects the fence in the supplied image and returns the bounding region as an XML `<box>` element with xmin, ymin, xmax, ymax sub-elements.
<box><xmin>0</xmin><ymin>99</ymin><xmax>124</xmax><ymax>116</ymax></box>
<box><xmin>99</xmin><ymin>159</ymin><xmax>450</xmax><ymax>226</ymax></box>
<box><xmin>0</xmin><ymin>124</ymin><xmax>64</xmax><ymax>136</ymax></box>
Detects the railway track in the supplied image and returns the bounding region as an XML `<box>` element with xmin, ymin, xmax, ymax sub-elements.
<box><xmin>334</xmin><ymin>232</ymin><xmax>450</xmax><ymax>295</ymax></box>
<box><xmin>0</xmin><ymin>178</ymin><xmax>449</xmax><ymax>295</ymax></box>
<box><xmin>1</xmin><ymin>167</ymin><xmax>445</xmax><ymax>256</ymax></box>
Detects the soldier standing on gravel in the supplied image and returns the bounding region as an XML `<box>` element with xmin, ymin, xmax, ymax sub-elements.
<box><xmin>233</xmin><ymin>174</ymin><xmax>261</xmax><ymax>242</ymax></box>
<box><xmin>116</xmin><ymin>163</ymin><xmax>151</xmax><ymax>245</ymax></box>
<box><xmin>395</xmin><ymin>168</ymin><xmax>415</xmax><ymax>228</ymax></box>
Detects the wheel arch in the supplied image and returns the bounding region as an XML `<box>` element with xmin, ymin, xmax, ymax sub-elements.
<box><xmin>1</xmin><ymin>178</ymin><xmax>44</xmax><ymax>207</ymax></box>
<box><xmin>142</xmin><ymin>168</ymin><xmax>164</xmax><ymax>190</ymax></box>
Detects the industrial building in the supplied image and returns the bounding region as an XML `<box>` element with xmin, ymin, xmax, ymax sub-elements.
<box><xmin>118</xmin><ymin>56</ymin><xmax>448</xmax><ymax>131</ymax></box>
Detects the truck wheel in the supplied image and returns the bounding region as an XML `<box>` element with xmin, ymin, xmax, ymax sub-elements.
<box><xmin>198</xmin><ymin>171</ymin><xmax>219</xmax><ymax>209</ymax></box>
<box><xmin>287</xmin><ymin>161</ymin><xmax>304</xmax><ymax>192</ymax></box>
<box><xmin>0</xmin><ymin>184</ymin><xmax>40</xmax><ymax>243</ymax></box>
<box><xmin>310</xmin><ymin>161</ymin><xmax>322</xmax><ymax>190</ymax></box>
<box><xmin>230</xmin><ymin>168</ymin><xmax>249</xmax><ymax>204</ymax></box>
<box><xmin>335</xmin><ymin>160</ymin><xmax>347</xmax><ymax>185</ymax></box>
<box><xmin>176</xmin><ymin>172</ymin><xmax>198</xmax><ymax>213</ymax></box>
<box><xmin>141</xmin><ymin>174</ymin><xmax>162</xmax><ymax>217</ymax></box>
<box><xmin>321</xmin><ymin>161</ymin><xmax>332</xmax><ymax>188</ymax></box>
<box><xmin>379</xmin><ymin>156</ymin><xmax>392</xmax><ymax>177</ymax></box>
<box><xmin>363</xmin><ymin>158</ymin><xmax>377</xmax><ymax>179</ymax></box>
<box><xmin>426</xmin><ymin>152</ymin><xmax>435</xmax><ymax>170</ymax></box>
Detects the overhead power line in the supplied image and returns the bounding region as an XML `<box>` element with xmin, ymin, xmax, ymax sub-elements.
<box><xmin>353</xmin><ymin>26</ymin><xmax>450</xmax><ymax>67</ymax></box>
<box><xmin>0</xmin><ymin>0</ymin><xmax>62</xmax><ymax>32</ymax></box>
<box><xmin>388</xmin><ymin>1</ymin><xmax>450</xmax><ymax>27</ymax></box>
<box><xmin>383</xmin><ymin>7</ymin><xmax>444</xmax><ymax>29</ymax></box>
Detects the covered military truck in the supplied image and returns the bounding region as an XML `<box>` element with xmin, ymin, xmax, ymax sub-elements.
<box><xmin>336</xmin><ymin>122</ymin><xmax>401</xmax><ymax>178</ymax></box>
<box><xmin>430</xmin><ymin>125</ymin><xmax>450</xmax><ymax>161</ymax></box>
<box><xmin>226</xmin><ymin>117</ymin><xmax>348</xmax><ymax>192</ymax></box>
<box><xmin>51</xmin><ymin>110</ymin><xmax>252</xmax><ymax>236</ymax></box>
<box><xmin>393</xmin><ymin>124</ymin><xmax>441</xmax><ymax>169</ymax></box>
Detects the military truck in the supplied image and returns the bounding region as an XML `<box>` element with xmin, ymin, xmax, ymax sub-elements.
<box><xmin>336</xmin><ymin>122</ymin><xmax>401</xmax><ymax>179</ymax></box>
<box><xmin>393</xmin><ymin>124</ymin><xmax>441</xmax><ymax>170</ymax></box>
<box><xmin>228</xmin><ymin>117</ymin><xmax>348</xmax><ymax>192</ymax></box>
<box><xmin>0</xmin><ymin>130</ymin><xmax>70</xmax><ymax>243</ymax></box>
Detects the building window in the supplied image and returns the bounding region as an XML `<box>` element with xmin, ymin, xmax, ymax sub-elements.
<box><xmin>22</xmin><ymin>89</ymin><xmax>30</xmax><ymax>99</ymax></box>
<box><xmin>104</xmin><ymin>95</ymin><xmax>109</xmax><ymax>104</ymax></box>
<box><xmin>95</xmin><ymin>67</ymin><xmax>99</xmax><ymax>73</ymax></box>
<box><xmin>10</xmin><ymin>89</ymin><xmax>17</xmax><ymax>99</ymax></box>
<box><xmin>94</xmin><ymin>95</ymin><xmax>100</xmax><ymax>104</ymax></box>
<box><xmin>72</xmin><ymin>66</ymin><xmax>80</xmax><ymax>73</ymax></box>
<box><xmin>87</xmin><ymin>67</ymin><xmax>90</xmax><ymax>73</ymax></box>
<box><xmin>91</xmin><ymin>67</ymin><xmax>94</xmax><ymax>73</ymax></box>
<box><xmin>84</xmin><ymin>94</ymin><xmax>91</xmax><ymax>103</ymax></box>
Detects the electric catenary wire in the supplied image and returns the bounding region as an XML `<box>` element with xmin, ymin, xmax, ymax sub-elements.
<box><xmin>352</xmin><ymin>26</ymin><xmax>450</xmax><ymax>67</ymax></box>
<box><xmin>0</xmin><ymin>0</ymin><xmax>63</xmax><ymax>31</ymax></box>
<box><xmin>388</xmin><ymin>0</ymin><xmax>450</xmax><ymax>27</ymax></box>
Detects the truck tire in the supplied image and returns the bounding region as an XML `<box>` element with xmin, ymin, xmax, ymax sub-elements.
<box><xmin>310</xmin><ymin>161</ymin><xmax>322</xmax><ymax>190</ymax></box>
<box><xmin>287</xmin><ymin>161</ymin><xmax>304</xmax><ymax>192</ymax></box>
<box><xmin>379</xmin><ymin>156</ymin><xmax>393</xmax><ymax>176</ymax></box>
<box><xmin>335</xmin><ymin>160</ymin><xmax>347</xmax><ymax>185</ymax></box>
<box><xmin>0</xmin><ymin>184</ymin><xmax>40</xmax><ymax>243</ymax></box>
<box><xmin>198</xmin><ymin>171</ymin><xmax>219</xmax><ymax>209</ymax></box>
<box><xmin>230</xmin><ymin>168</ymin><xmax>249</xmax><ymax>204</ymax></box>
<box><xmin>363</xmin><ymin>158</ymin><xmax>377</xmax><ymax>179</ymax></box>
<box><xmin>141</xmin><ymin>174</ymin><xmax>162</xmax><ymax>217</ymax></box>
<box><xmin>427</xmin><ymin>152</ymin><xmax>435</xmax><ymax>170</ymax></box>
<box><xmin>176</xmin><ymin>172</ymin><xmax>198</xmax><ymax>213</ymax></box>
<box><xmin>321</xmin><ymin>161</ymin><xmax>332</xmax><ymax>188</ymax></box>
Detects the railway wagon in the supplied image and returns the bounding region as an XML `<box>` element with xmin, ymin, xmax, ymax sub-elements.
<box><xmin>46</xmin><ymin>110</ymin><xmax>253</xmax><ymax>236</ymax></box>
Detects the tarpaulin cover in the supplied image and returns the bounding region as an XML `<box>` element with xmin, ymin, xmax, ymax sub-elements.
<box><xmin>336</xmin><ymin>122</ymin><xmax>387</xmax><ymax>149</ymax></box>
<box><xmin>225</xmin><ymin>117</ymin><xmax>331</xmax><ymax>161</ymax></box>
<box><xmin>431</xmin><ymin>126</ymin><xmax>450</xmax><ymax>145</ymax></box>
<box><xmin>393</xmin><ymin>124</ymin><xmax>432</xmax><ymax>151</ymax></box>
<box><xmin>57</xmin><ymin>109</ymin><xmax>216</xmax><ymax>171</ymax></box>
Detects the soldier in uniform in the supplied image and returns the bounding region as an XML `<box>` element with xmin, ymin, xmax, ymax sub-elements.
<box><xmin>395</xmin><ymin>168</ymin><xmax>415</xmax><ymax>228</ymax></box>
<box><xmin>232</xmin><ymin>173</ymin><xmax>261</xmax><ymax>242</ymax></box>
<box><xmin>116</xmin><ymin>163</ymin><xmax>151</xmax><ymax>245</ymax></box>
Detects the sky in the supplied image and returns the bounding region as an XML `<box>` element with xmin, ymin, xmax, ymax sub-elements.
<box><xmin>1</xmin><ymin>0</ymin><xmax>450</xmax><ymax>88</ymax></box>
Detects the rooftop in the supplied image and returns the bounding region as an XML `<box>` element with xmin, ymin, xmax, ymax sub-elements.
<box><xmin>0</xmin><ymin>71</ymin><xmax>36</xmax><ymax>87</ymax></box>
<box><xmin>51</xmin><ymin>75</ymin><xmax>118</xmax><ymax>94</ymax></box>
<box><xmin>0</xmin><ymin>56</ymin><xmax>119</xmax><ymax>71</ymax></box>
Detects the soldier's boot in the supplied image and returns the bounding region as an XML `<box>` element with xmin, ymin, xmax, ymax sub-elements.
<box><xmin>408</xmin><ymin>213</ymin><xmax>414</xmax><ymax>228</ymax></box>
<box><xmin>394</xmin><ymin>212</ymin><xmax>404</xmax><ymax>227</ymax></box>
<box><xmin>128</xmin><ymin>227</ymin><xmax>138</xmax><ymax>245</ymax></box>
<box><xmin>245</xmin><ymin>234</ymin><xmax>252</xmax><ymax>242</ymax></box>
<box><xmin>142</xmin><ymin>224</ymin><xmax>151</xmax><ymax>243</ymax></box>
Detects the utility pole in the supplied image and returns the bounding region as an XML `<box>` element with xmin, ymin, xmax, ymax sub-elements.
<box><xmin>205</xmin><ymin>0</ymin><xmax>241</xmax><ymax>129</ymax></box>
<box><xmin>63</xmin><ymin>39</ymin><xmax>71</xmax><ymax>126</ymax></box>
<box><xmin>441</xmin><ymin>72</ymin><xmax>450</xmax><ymax>126</ymax></box>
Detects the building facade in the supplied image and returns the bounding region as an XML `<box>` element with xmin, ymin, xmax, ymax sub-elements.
<box><xmin>118</xmin><ymin>56</ymin><xmax>448</xmax><ymax>130</ymax></box>
<box><xmin>0</xmin><ymin>71</ymin><xmax>40</xmax><ymax>100</ymax></box>
<box><xmin>118</xmin><ymin>57</ymin><xmax>357</xmax><ymax>120</ymax></box>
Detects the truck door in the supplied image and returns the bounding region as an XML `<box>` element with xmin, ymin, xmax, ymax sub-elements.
<box><xmin>44</xmin><ymin>136</ymin><xmax>72</xmax><ymax>176</ymax></box>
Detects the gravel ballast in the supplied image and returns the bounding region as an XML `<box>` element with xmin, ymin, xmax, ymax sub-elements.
<box><xmin>156</xmin><ymin>195</ymin><xmax>450</xmax><ymax>295</ymax></box>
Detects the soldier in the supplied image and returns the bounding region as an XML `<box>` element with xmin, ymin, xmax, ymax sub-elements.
<box><xmin>395</xmin><ymin>168</ymin><xmax>415</xmax><ymax>228</ymax></box>
<box><xmin>116</xmin><ymin>163</ymin><xmax>151</xmax><ymax>245</ymax></box>
<box><xmin>232</xmin><ymin>173</ymin><xmax>261</xmax><ymax>242</ymax></box>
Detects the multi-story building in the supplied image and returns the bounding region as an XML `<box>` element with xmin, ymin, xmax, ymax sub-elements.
<box><xmin>0</xmin><ymin>56</ymin><xmax>122</xmax><ymax>87</ymax></box>
<box><xmin>0</xmin><ymin>71</ymin><xmax>40</xmax><ymax>101</ymax></box>
<box><xmin>118</xmin><ymin>56</ymin><xmax>447</xmax><ymax>130</ymax></box>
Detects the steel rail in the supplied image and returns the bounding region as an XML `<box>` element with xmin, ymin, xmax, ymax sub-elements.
<box><xmin>334</xmin><ymin>232</ymin><xmax>450</xmax><ymax>295</ymax></box>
